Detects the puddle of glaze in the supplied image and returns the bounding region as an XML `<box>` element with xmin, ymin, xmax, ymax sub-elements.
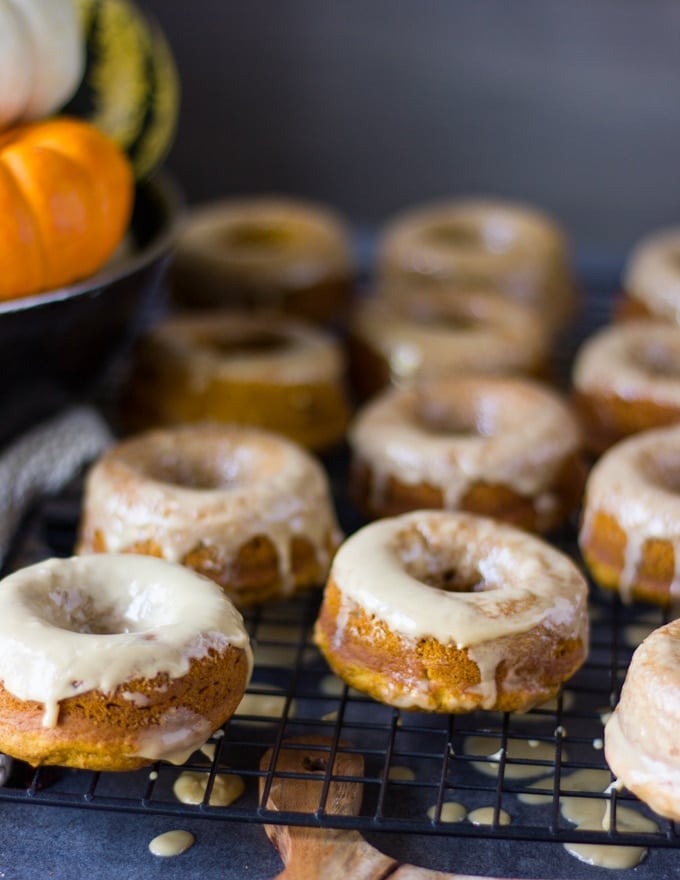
<box><xmin>320</xmin><ymin>674</ymin><xmax>344</xmax><ymax>697</ymax></box>
<box><xmin>464</xmin><ymin>735</ymin><xmax>561</xmax><ymax>780</ymax></box>
<box><xmin>388</xmin><ymin>765</ymin><xmax>416</xmax><ymax>782</ymax></box>
<box><xmin>598</xmin><ymin>707</ymin><xmax>613</xmax><ymax>726</ymax></box>
<box><xmin>427</xmin><ymin>801</ymin><xmax>467</xmax><ymax>823</ymax></box>
<box><xmin>623</xmin><ymin>622</ymin><xmax>658</xmax><ymax>648</ymax></box>
<box><xmin>148</xmin><ymin>830</ymin><xmax>195</xmax><ymax>857</ymax></box>
<box><xmin>173</xmin><ymin>771</ymin><xmax>245</xmax><ymax>807</ymax></box>
<box><xmin>564</xmin><ymin>804</ymin><xmax>657</xmax><ymax>871</ymax></box>
<box><xmin>520</xmin><ymin>768</ymin><xmax>657</xmax><ymax>870</ymax></box>
<box><xmin>236</xmin><ymin>684</ymin><xmax>295</xmax><ymax>720</ymax></box>
<box><xmin>319</xmin><ymin>674</ymin><xmax>362</xmax><ymax>698</ymax></box>
<box><xmin>251</xmin><ymin>623</ymin><xmax>301</xmax><ymax>667</ymax></box>
<box><xmin>200</xmin><ymin>743</ymin><xmax>216</xmax><ymax>762</ymax></box>
<box><xmin>468</xmin><ymin>806</ymin><xmax>511</xmax><ymax>826</ymax></box>
<box><xmin>518</xmin><ymin>767</ymin><xmax>611</xmax><ymax>807</ymax></box>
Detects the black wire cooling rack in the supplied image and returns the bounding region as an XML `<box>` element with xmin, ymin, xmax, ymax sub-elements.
<box><xmin>1</xmin><ymin>478</ymin><xmax>678</xmax><ymax>853</ymax></box>
<box><xmin>1</xmin><ymin>270</ymin><xmax>679</xmax><ymax>877</ymax></box>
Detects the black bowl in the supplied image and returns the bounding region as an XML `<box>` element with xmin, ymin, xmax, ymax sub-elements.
<box><xmin>0</xmin><ymin>174</ymin><xmax>182</xmax><ymax>445</ymax></box>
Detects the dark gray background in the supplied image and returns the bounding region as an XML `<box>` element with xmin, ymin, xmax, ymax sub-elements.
<box><xmin>144</xmin><ymin>0</ymin><xmax>680</xmax><ymax>260</ymax></box>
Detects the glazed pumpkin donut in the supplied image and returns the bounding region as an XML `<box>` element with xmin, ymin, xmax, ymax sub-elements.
<box><xmin>77</xmin><ymin>423</ymin><xmax>342</xmax><ymax>608</ymax></box>
<box><xmin>0</xmin><ymin>554</ymin><xmax>252</xmax><ymax>770</ymax></box>
<box><xmin>605</xmin><ymin>619</ymin><xmax>680</xmax><ymax>821</ymax></box>
<box><xmin>349</xmin><ymin>376</ymin><xmax>585</xmax><ymax>533</ymax></box>
<box><xmin>169</xmin><ymin>196</ymin><xmax>355</xmax><ymax>324</ymax></box>
<box><xmin>579</xmin><ymin>424</ymin><xmax>680</xmax><ymax>605</ymax></box>
<box><xmin>123</xmin><ymin>310</ymin><xmax>350</xmax><ymax>451</ymax></box>
<box><xmin>616</xmin><ymin>227</ymin><xmax>680</xmax><ymax>323</ymax></box>
<box><xmin>348</xmin><ymin>288</ymin><xmax>551</xmax><ymax>399</ymax></box>
<box><xmin>314</xmin><ymin>510</ymin><xmax>589</xmax><ymax>713</ymax></box>
<box><xmin>572</xmin><ymin>320</ymin><xmax>680</xmax><ymax>453</ymax></box>
<box><xmin>375</xmin><ymin>198</ymin><xmax>576</xmax><ymax>333</ymax></box>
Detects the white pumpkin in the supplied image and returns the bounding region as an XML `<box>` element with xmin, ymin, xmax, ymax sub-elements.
<box><xmin>0</xmin><ymin>0</ymin><xmax>84</xmax><ymax>129</ymax></box>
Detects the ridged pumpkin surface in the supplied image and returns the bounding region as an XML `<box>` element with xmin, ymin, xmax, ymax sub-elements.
<box><xmin>63</xmin><ymin>0</ymin><xmax>180</xmax><ymax>179</ymax></box>
<box><xmin>0</xmin><ymin>116</ymin><xmax>133</xmax><ymax>301</ymax></box>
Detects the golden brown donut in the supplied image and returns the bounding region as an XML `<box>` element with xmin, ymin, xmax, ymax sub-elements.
<box><xmin>348</xmin><ymin>287</ymin><xmax>551</xmax><ymax>399</ymax></box>
<box><xmin>314</xmin><ymin>510</ymin><xmax>589</xmax><ymax>713</ymax></box>
<box><xmin>579</xmin><ymin>424</ymin><xmax>680</xmax><ymax>605</ymax></box>
<box><xmin>375</xmin><ymin>197</ymin><xmax>576</xmax><ymax>333</ymax></box>
<box><xmin>169</xmin><ymin>196</ymin><xmax>355</xmax><ymax>324</ymax></box>
<box><xmin>77</xmin><ymin>423</ymin><xmax>342</xmax><ymax>608</ymax></box>
<box><xmin>572</xmin><ymin>320</ymin><xmax>680</xmax><ymax>453</ymax></box>
<box><xmin>349</xmin><ymin>376</ymin><xmax>585</xmax><ymax>533</ymax></box>
<box><xmin>123</xmin><ymin>310</ymin><xmax>350</xmax><ymax>451</ymax></box>
<box><xmin>605</xmin><ymin>618</ymin><xmax>680</xmax><ymax>820</ymax></box>
<box><xmin>0</xmin><ymin>554</ymin><xmax>252</xmax><ymax>770</ymax></box>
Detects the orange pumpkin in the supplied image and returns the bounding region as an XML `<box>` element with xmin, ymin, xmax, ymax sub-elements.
<box><xmin>0</xmin><ymin>116</ymin><xmax>134</xmax><ymax>301</ymax></box>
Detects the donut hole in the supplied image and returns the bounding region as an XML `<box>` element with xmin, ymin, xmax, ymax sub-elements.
<box><xmin>222</xmin><ymin>221</ymin><xmax>294</xmax><ymax>252</ymax></box>
<box><xmin>418</xmin><ymin>407</ymin><xmax>478</xmax><ymax>437</ymax></box>
<box><xmin>423</xmin><ymin>219</ymin><xmax>515</xmax><ymax>255</ymax></box>
<box><xmin>631</xmin><ymin>339</ymin><xmax>680</xmax><ymax>378</ymax></box>
<box><xmin>415</xmin><ymin>394</ymin><xmax>498</xmax><ymax>438</ymax></box>
<box><xmin>147</xmin><ymin>455</ymin><xmax>234</xmax><ymax>489</ymax></box>
<box><xmin>423</xmin><ymin>221</ymin><xmax>484</xmax><ymax>252</ymax></box>
<box><xmin>422</xmin><ymin>566</ymin><xmax>484</xmax><ymax>592</ymax></box>
<box><xmin>24</xmin><ymin>586</ymin><xmax>161</xmax><ymax>635</ymax></box>
<box><xmin>402</xmin><ymin>306</ymin><xmax>477</xmax><ymax>333</ymax></box>
<box><xmin>196</xmin><ymin>330</ymin><xmax>291</xmax><ymax>359</ymax></box>
<box><xmin>396</xmin><ymin>527</ymin><xmax>494</xmax><ymax>593</ymax></box>
<box><xmin>145</xmin><ymin>442</ymin><xmax>281</xmax><ymax>490</ymax></box>
<box><xmin>430</xmin><ymin>316</ymin><xmax>476</xmax><ymax>332</ymax></box>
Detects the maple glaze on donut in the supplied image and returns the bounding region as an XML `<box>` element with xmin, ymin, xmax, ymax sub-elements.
<box><xmin>0</xmin><ymin>554</ymin><xmax>252</xmax><ymax>770</ymax></box>
<box><xmin>169</xmin><ymin>196</ymin><xmax>355</xmax><ymax>324</ymax></box>
<box><xmin>572</xmin><ymin>320</ymin><xmax>680</xmax><ymax>453</ymax></box>
<box><xmin>605</xmin><ymin>618</ymin><xmax>680</xmax><ymax>821</ymax></box>
<box><xmin>124</xmin><ymin>310</ymin><xmax>350</xmax><ymax>451</ymax></box>
<box><xmin>314</xmin><ymin>510</ymin><xmax>589</xmax><ymax>713</ymax></box>
<box><xmin>376</xmin><ymin>198</ymin><xmax>576</xmax><ymax>333</ymax></box>
<box><xmin>579</xmin><ymin>423</ymin><xmax>680</xmax><ymax>605</ymax></box>
<box><xmin>78</xmin><ymin>423</ymin><xmax>342</xmax><ymax>607</ymax></box>
<box><xmin>348</xmin><ymin>288</ymin><xmax>550</xmax><ymax>399</ymax></box>
<box><xmin>350</xmin><ymin>376</ymin><xmax>584</xmax><ymax>534</ymax></box>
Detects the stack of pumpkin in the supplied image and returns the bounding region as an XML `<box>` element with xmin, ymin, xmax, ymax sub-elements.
<box><xmin>0</xmin><ymin>0</ymin><xmax>178</xmax><ymax>302</ymax></box>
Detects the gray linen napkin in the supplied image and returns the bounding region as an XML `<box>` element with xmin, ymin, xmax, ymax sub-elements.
<box><xmin>0</xmin><ymin>405</ymin><xmax>113</xmax><ymax>785</ymax></box>
<box><xmin>0</xmin><ymin>405</ymin><xmax>114</xmax><ymax>569</ymax></box>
